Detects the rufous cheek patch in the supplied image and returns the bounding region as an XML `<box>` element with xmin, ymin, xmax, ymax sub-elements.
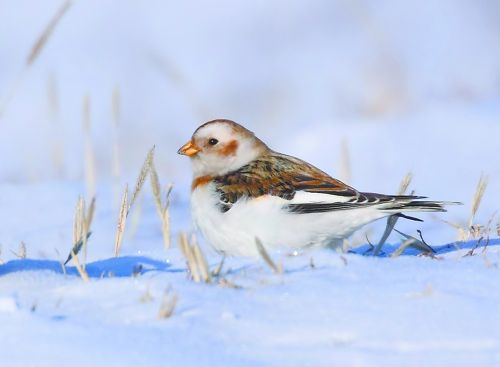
<box><xmin>219</xmin><ymin>140</ymin><xmax>239</xmax><ymax>157</ymax></box>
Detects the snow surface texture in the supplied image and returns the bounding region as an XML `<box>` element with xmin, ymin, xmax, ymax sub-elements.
<box><xmin>1</xmin><ymin>1</ymin><xmax>500</xmax><ymax>366</ymax></box>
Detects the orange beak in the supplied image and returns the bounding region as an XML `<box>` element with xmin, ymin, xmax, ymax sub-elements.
<box><xmin>177</xmin><ymin>140</ymin><xmax>201</xmax><ymax>157</ymax></box>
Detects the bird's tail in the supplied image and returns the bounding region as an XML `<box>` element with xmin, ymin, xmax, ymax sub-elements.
<box><xmin>379</xmin><ymin>196</ymin><xmax>461</xmax><ymax>214</ymax></box>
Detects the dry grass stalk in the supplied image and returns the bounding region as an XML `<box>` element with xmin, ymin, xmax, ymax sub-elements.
<box><xmin>27</xmin><ymin>0</ymin><xmax>72</xmax><ymax>65</ymax></box>
<box><xmin>373</xmin><ymin>172</ymin><xmax>412</xmax><ymax>256</ymax></box>
<box><xmin>150</xmin><ymin>158</ymin><xmax>173</xmax><ymax>249</ymax></box>
<box><xmin>0</xmin><ymin>2</ymin><xmax>72</xmax><ymax>117</ymax></box>
<box><xmin>10</xmin><ymin>241</ymin><xmax>27</xmax><ymax>259</ymax></box>
<box><xmin>65</xmin><ymin>196</ymin><xmax>95</xmax><ymax>265</ymax></box>
<box><xmin>391</xmin><ymin>238</ymin><xmax>417</xmax><ymax>257</ymax></box>
<box><xmin>112</xmin><ymin>147</ymin><xmax>156</xmax><ymax>256</ymax></box>
<box><xmin>81</xmin><ymin>197</ymin><xmax>96</xmax><ymax>266</ymax></box>
<box><xmin>73</xmin><ymin>196</ymin><xmax>85</xmax><ymax>245</ymax></box>
<box><xmin>192</xmin><ymin>237</ymin><xmax>211</xmax><ymax>283</ymax></box>
<box><xmin>71</xmin><ymin>250</ymin><xmax>90</xmax><ymax>282</ymax></box>
<box><xmin>398</xmin><ymin>172</ymin><xmax>413</xmax><ymax>194</ymax></box>
<box><xmin>179</xmin><ymin>232</ymin><xmax>200</xmax><ymax>282</ymax></box>
<box><xmin>467</xmin><ymin>175</ymin><xmax>489</xmax><ymax>236</ymax></box>
<box><xmin>129</xmin><ymin>146</ymin><xmax>155</xmax><ymax>212</ymax></box>
<box><xmin>178</xmin><ymin>233</ymin><xmax>211</xmax><ymax>283</ymax></box>
<box><xmin>114</xmin><ymin>185</ymin><xmax>129</xmax><ymax>257</ymax></box>
<box><xmin>391</xmin><ymin>229</ymin><xmax>434</xmax><ymax>257</ymax></box>
<box><xmin>160</xmin><ymin>187</ymin><xmax>172</xmax><ymax>249</ymax></box>
<box><xmin>158</xmin><ymin>289</ymin><xmax>178</xmax><ymax>319</ymax></box>
<box><xmin>255</xmin><ymin>237</ymin><xmax>282</xmax><ymax>274</ymax></box>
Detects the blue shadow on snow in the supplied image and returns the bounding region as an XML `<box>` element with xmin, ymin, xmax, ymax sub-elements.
<box><xmin>0</xmin><ymin>256</ymin><xmax>175</xmax><ymax>278</ymax></box>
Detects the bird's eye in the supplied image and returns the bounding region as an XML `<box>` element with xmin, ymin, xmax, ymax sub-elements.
<box><xmin>208</xmin><ymin>138</ymin><xmax>219</xmax><ymax>146</ymax></box>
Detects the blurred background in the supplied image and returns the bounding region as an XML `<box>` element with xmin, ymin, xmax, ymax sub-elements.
<box><xmin>0</xmin><ymin>0</ymin><xmax>499</xmax><ymax>248</ymax></box>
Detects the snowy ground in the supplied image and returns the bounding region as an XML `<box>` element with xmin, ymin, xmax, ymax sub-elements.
<box><xmin>0</xmin><ymin>171</ymin><xmax>499</xmax><ymax>367</ymax></box>
<box><xmin>1</xmin><ymin>1</ymin><xmax>500</xmax><ymax>366</ymax></box>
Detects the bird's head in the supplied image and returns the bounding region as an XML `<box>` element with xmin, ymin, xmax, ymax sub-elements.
<box><xmin>178</xmin><ymin>119</ymin><xmax>268</xmax><ymax>177</ymax></box>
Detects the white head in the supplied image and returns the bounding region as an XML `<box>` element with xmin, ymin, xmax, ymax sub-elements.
<box><xmin>178</xmin><ymin>119</ymin><xmax>268</xmax><ymax>177</ymax></box>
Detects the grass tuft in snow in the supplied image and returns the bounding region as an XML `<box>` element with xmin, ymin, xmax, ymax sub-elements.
<box><xmin>113</xmin><ymin>146</ymin><xmax>156</xmax><ymax>256</ymax></box>
<box><xmin>65</xmin><ymin>196</ymin><xmax>95</xmax><ymax>265</ymax></box>
<box><xmin>179</xmin><ymin>233</ymin><xmax>211</xmax><ymax>283</ymax></box>
<box><xmin>467</xmin><ymin>174</ymin><xmax>488</xmax><ymax>237</ymax></box>
<box><xmin>10</xmin><ymin>241</ymin><xmax>27</xmax><ymax>259</ymax></box>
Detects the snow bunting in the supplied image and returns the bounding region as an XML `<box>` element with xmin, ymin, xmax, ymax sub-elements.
<box><xmin>179</xmin><ymin>119</ymin><xmax>454</xmax><ymax>256</ymax></box>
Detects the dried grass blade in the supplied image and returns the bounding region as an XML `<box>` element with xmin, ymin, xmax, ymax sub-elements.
<box><xmin>192</xmin><ymin>240</ymin><xmax>211</xmax><ymax>283</ymax></box>
<box><xmin>468</xmin><ymin>175</ymin><xmax>488</xmax><ymax>230</ymax></box>
<box><xmin>393</xmin><ymin>229</ymin><xmax>435</xmax><ymax>254</ymax></box>
<box><xmin>129</xmin><ymin>146</ymin><xmax>155</xmax><ymax>212</ymax></box>
<box><xmin>149</xmin><ymin>160</ymin><xmax>163</xmax><ymax>217</ymax></box>
<box><xmin>158</xmin><ymin>290</ymin><xmax>178</xmax><ymax>319</ymax></box>
<box><xmin>27</xmin><ymin>0</ymin><xmax>72</xmax><ymax>65</ymax></box>
<box><xmin>64</xmin><ymin>232</ymin><xmax>91</xmax><ymax>265</ymax></box>
<box><xmin>82</xmin><ymin>197</ymin><xmax>96</xmax><ymax>266</ymax></box>
<box><xmin>391</xmin><ymin>238</ymin><xmax>417</xmax><ymax>257</ymax></box>
<box><xmin>114</xmin><ymin>185</ymin><xmax>128</xmax><ymax>257</ymax></box>
<box><xmin>71</xmin><ymin>250</ymin><xmax>90</xmax><ymax>282</ymax></box>
<box><xmin>373</xmin><ymin>172</ymin><xmax>413</xmax><ymax>256</ymax></box>
<box><xmin>179</xmin><ymin>233</ymin><xmax>200</xmax><ymax>282</ymax></box>
<box><xmin>255</xmin><ymin>237</ymin><xmax>281</xmax><ymax>273</ymax></box>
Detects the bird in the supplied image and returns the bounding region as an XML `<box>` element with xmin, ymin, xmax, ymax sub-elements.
<box><xmin>178</xmin><ymin>119</ymin><xmax>456</xmax><ymax>256</ymax></box>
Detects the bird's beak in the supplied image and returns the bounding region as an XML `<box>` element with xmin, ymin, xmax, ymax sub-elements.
<box><xmin>177</xmin><ymin>140</ymin><xmax>201</xmax><ymax>157</ymax></box>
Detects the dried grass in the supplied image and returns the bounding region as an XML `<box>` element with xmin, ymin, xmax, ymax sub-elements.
<box><xmin>10</xmin><ymin>241</ymin><xmax>27</xmax><ymax>259</ymax></box>
<box><xmin>27</xmin><ymin>0</ymin><xmax>72</xmax><ymax>65</ymax></box>
<box><xmin>158</xmin><ymin>289</ymin><xmax>178</xmax><ymax>319</ymax></box>
<box><xmin>391</xmin><ymin>229</ymin><xmax>434</xmax><ymax>257</ymax></box>
<box><xmin>71</xmin><ymin>250</ymin><xmax>90</xmax><ymax>282</ymax></box>
<box><xmin>178</xmin><ymin>233</ymin><xmax>211</xmax><ymax>283</ymax></box>
<box><xmin>65</xmin><ymin>196</ymin><xmax>95</xmax><ymax>265</ymax></box>
<box><xmin>373</xmin><ymin>172</ymin><xmax>412</xmax><ymax>256</ymax></box>
<box><xmin>113</xmin><ymin>146</ymin><xmax>156</xmax><ymax>256</ymax></box>
<box><xmin>113</xmin><ymin>185</ymin><xmax>128</xmax><ymax>257</ymax></box>
<box><xmin>150</xmin><ymin>157</ymin><xmax>173</xmax><ymax>249</ymax></box>
<box><xmin>255</xmin><ymin>237</ymin><xmax>282</xmax><ymax>273</ymax></box>
<box><xmin>442</xmin><ymin>174</ymin><xmax>490</xmax><ymax>241</ymax></box>
<box><xmin>467</xmin><ymin>175</ymin><xmax>489</xmax><ymax>235</ymax></box>
<box><xmin>129</xmin><ymin>146</ymin><xmax>155</xmax><ymax>212</ymax></box>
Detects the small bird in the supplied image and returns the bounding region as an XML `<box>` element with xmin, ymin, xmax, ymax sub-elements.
<box><xmin>179</xmin><ymin>119</ymin><xmax>454</xmax><ymax>256</ymax></box>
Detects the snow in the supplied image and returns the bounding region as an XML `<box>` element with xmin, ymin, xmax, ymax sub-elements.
<box><xmin>1</xmin><ymin>0</ymin><xmax>500</xmax><ymax>366</ymax></box>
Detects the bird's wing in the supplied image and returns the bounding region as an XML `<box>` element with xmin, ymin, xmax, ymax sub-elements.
<box><xmin>213</xmin><ymin>153</ymin><xmax>396</xmax><ymax>213</ymax></box>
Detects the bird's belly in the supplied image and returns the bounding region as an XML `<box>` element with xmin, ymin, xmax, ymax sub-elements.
<box><xmin>191</xmin><ymin>185</ymin><xmax>381</xmax><ymax>256</ymax></box>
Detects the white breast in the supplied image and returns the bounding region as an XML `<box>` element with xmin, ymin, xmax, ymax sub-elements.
<box><xmin>191</xmin><ymin>183</ymin><xmax>386</xmax><ymax>257</ymax></box>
